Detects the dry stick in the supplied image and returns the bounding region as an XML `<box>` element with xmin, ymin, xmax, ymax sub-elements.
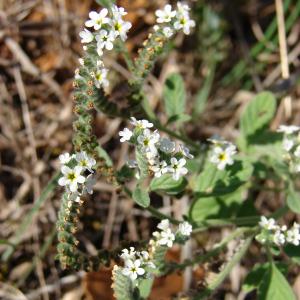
<box><xmin>5</xmin><ymin>37</ymin><xmax>65</xmax><ymax>102</ymax></box>
<box><xmin>13</xmin><ymin>67</ymin><xmax>41</xmax><ymax>198</ymax></box>
<box><xmin>263</xmin><ymin>42</ymin><xmax>300</xmax><ymax>87</ymax></box>
<box><xmin>275</xmin><ymin>0</ymin><xmax>291</xmax><ymax>120</ymax></box>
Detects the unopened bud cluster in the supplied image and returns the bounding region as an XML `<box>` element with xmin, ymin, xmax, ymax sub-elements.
<box><xmin>119</xmin><ymin>118</ymin><xmax>194</xmax><ymax>180</ymax></box>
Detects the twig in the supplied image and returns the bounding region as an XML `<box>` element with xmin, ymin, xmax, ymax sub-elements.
<box><xmin>275</xmin><ymin>0</ymin><xmax>291</xmax><ymax>118</ymax></box>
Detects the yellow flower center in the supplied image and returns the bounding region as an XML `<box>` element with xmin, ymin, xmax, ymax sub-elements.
<box><xmin>218</xmin><ymin>153</ymin><xmax>226</xmax><ymax>161</ymax></box>
<box><xmin>67</xmin><ymin>172</ymin><xmax>76</xmax><ymax>181</ymax></box>
<box><xmin>115</xmin><ymin>22</ymin><xmax>122</xmax><ymax>31</ymax></box>
<box><xmin>96</xmin><ymin>72</ymin><xmax>102</xmax><ymax>81</ymax></box>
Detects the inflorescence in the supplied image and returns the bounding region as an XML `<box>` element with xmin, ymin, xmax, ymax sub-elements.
<box><xmin>118</xmin><ymin>219</ymin><xmax>192</xmax><ymax>282</ymax></box>
<box><xmin>78</xmin><ymin>5</ymin><xmax>132</xmax><ymax>90</ymax></box>
<box><xmin>58</xmin><ymin>151</ymin><xmax>96</xmax><ymax>197</ymax></box>
<box><xmin>277</xmin><ymin>125</ymin><xmax>300</xmax><ymax>173</ymax></box>
<box><xmin>154</xmin><ymin>2</ymin><xmax>195</xmax><ymax>37</ymax></box>
<box><xmin>256</xmin><ymin>216</ymin><xmax>300</xmax><ymax>247</ymax></box>
<box><xmin>119</xmin><ymin>118</ymin><xmax>194</xmax><ymax>181</ymax></box>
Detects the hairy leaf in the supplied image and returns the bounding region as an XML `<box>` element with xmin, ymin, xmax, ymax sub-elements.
<box><xmin>163</xmin><ymin>73</ymin><xmax>186</xmax><ymax>120</ymax></box>
<box><xmin>240</xmin><ymin>92</ymin><xmax>276</xmax><ymax>145</ymax></box>
<box><xmin>132</xmin><ymin>184</ymin><xmax>150</xmax><ymax>208</ymax></box>
<box><xmin>258</xmin><ymin>263</ymin><xmax>296</xmax><ymax>300</ymax></box>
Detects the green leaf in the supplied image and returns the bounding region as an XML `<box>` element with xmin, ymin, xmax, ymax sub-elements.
<box><xmin>137</xmin><ymin>276</ymin><xmax>154</xmax><ymax>299</ymax></box>
<box><xmin>132</xmin><ymin>184</ymin><xmax>150</xmax><ymax>208</ymax></box>
<box><xmin>135</xmin><ymin>148</ymin><xmax>149</xmax><ymax>179</ymax></box>
<box><xmin>163</xmin><ymin>73</ymin><xmax>186</xmax><ymax>119</ymax></box>
<box><xmin>193</xmin><ymin>159</ymin><xmax>253</xmax><ymax>196</ymax></box>
<box><xmin>96</xmin><ymin>145</ymin><xmax>113</xmax><ymax>166</ymax></box>
<box><xmin>240</xmin><ymin>92</ymin><xmax>276</xmax><ymax>144</ymax></box>
<box><xmin>287</xmin><ymin>182</ymin><xmax>300</xmax><ymax>213</ymax></box>
<box><xmin>112</xmin><ymin>266</ymin><xmax>134</xmax><ymax>300</ymax></box>
<box><xmin>189</xmin><ymin>187</ymin><xmax>246</xmax><ymax>223</ymax></box>
<box><xmin>189</xmin><ymin>159</ymin><xmax>253</xmax><ymax>223</ymax></box>
<box><xmin>284</xmin><ymin>244</ymin><xmax>300</xmax><ymax>265</ymax></box>
<box><xmin>150</xmin><ymin>174</ymin><xmax>187</xmax><ymax>195</ymax></box>
<box><xmin>193</xmin><ymin>61</ymin><xmax>216</xmax><ymax>117</ymax></box>
<box><xmin>243</xmin><ymin>263</ymin><xmax>288</xmax><ymax>293</ymax></box>
<box><xmin>258</xmin><ymin>263</ymin><xmax>296</xmax><ymax>300</ymax></box>
<box><xmin>95</xmin><ymin>0</ymin><xmax>115</xmax><ymax>8</ymax></box>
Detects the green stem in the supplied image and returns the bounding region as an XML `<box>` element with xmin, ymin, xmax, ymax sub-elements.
<box><xmin>146</xmin><ymin>206</ymin><xmax>180</xmax><ymax>225</ymax></box>
<box><xmin>169</xmin><ymin>227</ymin><xmax>253</xmax><ymax>272</ymax></box>
<box><xmin>193</xmin><ymin>235</ymin><xmax>253</xmax><ymax>299</ymax></box>
<box><xmin>193</xmin><ymin>204</ymin><xmax>289</xmax><ymax>231</ymax></box>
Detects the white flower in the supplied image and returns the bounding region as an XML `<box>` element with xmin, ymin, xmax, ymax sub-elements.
<box><xmin>174</xmin><ymin>13</ymin><xmax>195</xmax><ymax>35</ymax></box>
<box><xmin>139</xmin><ymin>251</ymin><xmax>155</xmax><ymax>268</ymax></box>
<box><xmin>145</xmin><ymin>147</ymin><xmax>159</xmax><ymax>165</ymax></box>
<box><xmin>259</xmin><ymin>216</ymin><xmax>277</xmax><ymax>230</ymax></box>
<box><xmin>294</xmin><ymin>145</ymin><xmax>300</xmax><ymax>157</ymax></box>
<box><xmin>122</xmin><ymin>259</ymin><xmax>145</xmax><ymax>281</ymax></box>
<box><xmin>85</xmin><ymin>9</ymin><xmax>109</xmax><ymax>30</ymax></box>
<box><xmin>179</xmin><ymin>144</ymin><xmax>194</xmax><ymax>159</ymax></box>
<box><xmin>111</xmin><ymin>5</ymin><xmax>127</xmax><ymax>19</ymax></box>
<box><xmin>59</xmin><ymin>153</ymin><xmax>72</xmax><ymax>164</ymax></box>
<box><xmin>127</xmin><ymin>159</ymin><xmax>137</xmax><ymax>168</ymax></box>
<box><xmin>178</xmin><ymin>221</ymin><xmax>192</xmax><ymax>236</ymax></box>
<box><xmin>157</xmin><ymin>219</ymin><xmax>170</xmax><ymax>231</ymax></box>
<box><xmin>277</xmin><ymin>125</ymin><xmax>300</xmax><ymax>134</ymax></box>
<box><xmin>120</xmin><ymin>247</ymin><xmax>136</xmax><ymax>262</ymax></box>
<box><xmin>153</xmin><ymin>25</ymin><xmax>160</xmax><ymax>31</ymax></box>
<box><xmin>96</xmin><ymin>30</ymin><xmax>116</xmax><ymax>51</ymax></box>
<box><xmin>58</xmin><ymin>166</ymin><xmax>85</xmax><ymax>192</ymax></box>
<box><xmin>176</xmin><ymin>2</ymin><xmax>191</xmax><ymax>15</ymax></box>
<box><xmin>159</xmin><ymin>138</ymin><xmax>175</xmax><ymax>153</ymax></box>
<box><xmin>286</xmin><ymin>223</ymin><xmax>300</xmax><ymax>246</ymax></box>
<box><xmin>168</xmin><ymin>157</ymin><xmax>188</xmax><ymax>181</ymax></box>
<box><xmin>210</xmin><ymin>144</ymin><xmax>236</xmax><ymax>170</ymax></box>
<box><xmin>283</xmin><ymin>138</ymin><xmax>294</xmax><ymax>151</ymax></box>
<box><xmin>273</xmin><ymin>229</ymin><xmax>285</xmax><ymax>246</ymax></box>
<box><xmin>130</xmin><ymin>118</ymin><xmax>153</xmax><ymax>129</ymax></box>
<box><xmin>78</xmin><ymin>58</ymin><xmax>84</xmax><ymax>66</ymax></box>
<box><xmin>137</xmin><ymin>129</ymin><xmax>160</xmax><ymax>152</ymax></box>
<box><xmin>84</xmin><ymin>174</ymin><xmax>96</xmax><ymax>194</ymax></box>
<box><xmin>79</xmin><ymin>29</ymin><xmax>94</xmax><ymax>43</ymax></box>
<box><xmin>150</xmin><ymin>160</ymin><xmax>168</xmax><ymax>177</ymax></box>
<box><xmin>158</xmin><ymin>228</ymin><xmax>175</xmax><ymax>248</ymax></box>
<box><xmin>119</xmin><ymin>128</ymin><xmax>133</xmax><ymax>143</ymax></box>
<box><xmin>75</xmin><ymin>151</ymin><xmax>96</xmax><ymax>172</ymax></box>
<box><xmin>162</xmin><ymin>26</ymin><xmax>174</xmax><ymax>38</ymax></box>
<box><xmin>110</xmin><ymin>18</ymin><xmax>132</xmax><ymax>41</ymax></box>
<box><xmin>155</xmin><ymin>4</ymin><xmax>176</xmax><ymax>23</ymax></box>
<box><xmin>91</xmin><ymin>65</ymin><xmax>109</xmax><ymax>88</ymax></box>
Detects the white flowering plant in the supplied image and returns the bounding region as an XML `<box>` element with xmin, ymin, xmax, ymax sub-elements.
<box><xmin>52</xmin><ymin>1</ymin><xmax>300</xmax><ymax>299</ymax></box>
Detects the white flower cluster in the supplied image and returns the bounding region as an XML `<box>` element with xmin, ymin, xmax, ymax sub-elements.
<box><xmin>150</xmin><ymin>219</ymin><xmax>192</xmax><ymax>250</ymax></box>
<box><xmin>119</xmin><ymin>219</ymin><xmax>192</xmax><ymax>281</ymax></box>
<box><xmin>208</xmin><ymin>138</ymin><xmax>237</xmax><ymax>170</ymax></box>
<box><xmin>154</xmin><ymin>2</ymin><xmax>195</xmax><ymax>37</ymax></box>
<box><xmin>120</xmin><ymin>247</ymin><xmax>154</xmax><ymax>281</ymax></box>
<box><xmin>58</xmin><ymin>151</ymin><xmax>96</xmax><ymax>197</ymax></box>
<box><xmin>256</xmin><ymin>216</ymin><xmax>300</xmax><ymax>247</ymax></box>
<box><xmin>277</xmin><ymin>125</ymin><xmax>300</xmax><ymax>173</ymax></box>
<box><xmin>78</xmin><ymin>5</ymin><xmax>132</xmax><ymax>88</ymax></box>
<box><xmin>119</xmin><ymin>118</ymin><xmax>194</xmax><ymax>181</ymax></box>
